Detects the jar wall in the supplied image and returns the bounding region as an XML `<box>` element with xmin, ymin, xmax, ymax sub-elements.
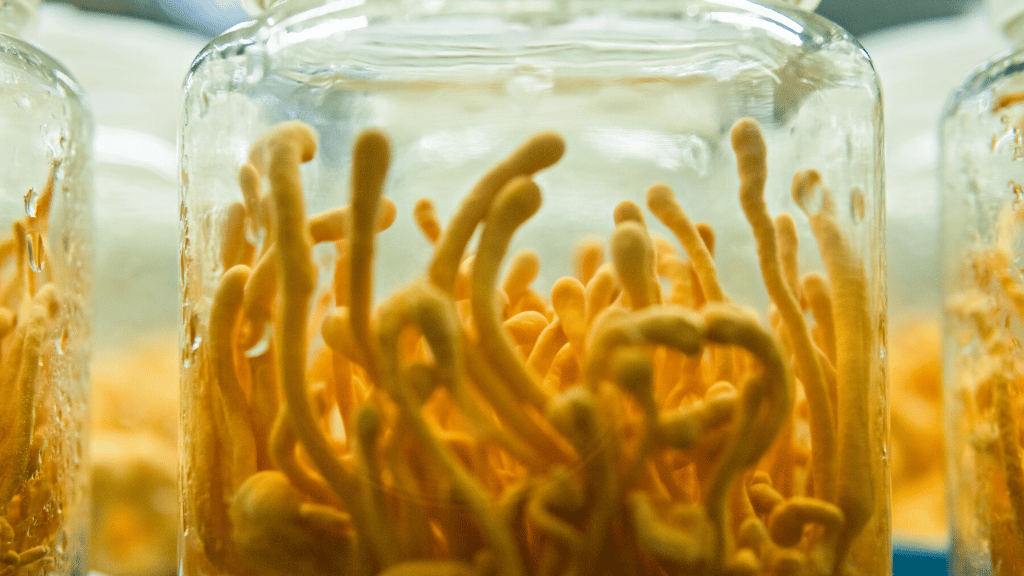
<box><xmin>180</xmin><ymin>2</ymin><xmax>887</xmax><ymax>575</ymax></box>
<box><xmin>942</xmin><ymin>47</ymin><xmax>1024</xmax><ymax>576</ymax></box>
<box><xmin>0</xmin><ymin>30</ymin><xmax>93</xmax><ymax>576</ymax></box>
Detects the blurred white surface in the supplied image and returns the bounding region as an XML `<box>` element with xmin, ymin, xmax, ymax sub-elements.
<box><xmin>31</xmin><ymin>3</ymin><xmax>204</xmax><ymax>161</ymax></box>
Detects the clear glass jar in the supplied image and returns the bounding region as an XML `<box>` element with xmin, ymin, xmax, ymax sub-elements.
<box><xmin>179</xmin><ymin>0</ymin><xmax>888</xmax><ymax>575</ymax></box>
<box><xmin>0</xmin><ymin>0</ymin><xmax>94</xmax><ymax>575</ymax></box>
<box><xmin>941</xmin><ymin>2</ymin><xmax>1024</xmax><ymax>574</ymax></box>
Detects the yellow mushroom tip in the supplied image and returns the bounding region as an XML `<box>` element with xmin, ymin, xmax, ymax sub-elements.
<box><xmin>551</xmin><ymin>275</ymin><xmax>584</xmax><ymax>304</ymax></box>
<box><xmin>516</xmin><ymin>131</ymin><xmax>566</xmax><ymax>173</ymax></box>
<box><xmin>730</xmin><ymin>117</ymin><xmax>763</xmax><ymax>145</ymax></box>
<box><xmin>610</xmin><ymin>221</ymin><xmax>649</xmax><ymax>260</ymax></box>
<box><xmin>645</xmin><ymin>183</ymin><xmax>675</xmax><ymax>210</ymax></box>
<box><xmin>613</xmin><ymin>200</ymin><xmax>645</xmax><ymax>226</ymax></box>
<box><xmin>493</xmin><ymin>176</ymin><xmax>543</xmax><ymax>224</ymax></box>
<box><xmin>231</xmin><ymin>470</ymin><xmax>303</xmax><ymax>523</ymax></box>
<box><xmin>240</xmin><ymin>162</ymin><xmax>261</xmax><ymax>185</ymax></box>
<box><xmin>791</xmin><ymin>169</ymin><xmax>825</xmax><ymax>214</ymax></box>
<box><xmin>270</xmin><ymin>120</ymin><xmax>319</xmax><ymax>162</ymax></box>
<box><xmin>355</xmin><ymin>129</ymin><xmax>391</xmax><ymax>166</ymax></box>
<box><xmin>730</xmin><ymin>118</ymin><xmax>767</xmax><ymax>175</ymax></box>
<box><xmin>378</xmin><ymin>197</ymin><xmax>398</xmax><ymax>231</ymax></box>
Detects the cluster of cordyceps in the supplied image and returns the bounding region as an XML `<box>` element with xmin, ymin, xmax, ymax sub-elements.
<box><xmin>183</xmin><ymin>117</ymin><xmax>879</xmax><ymax>576</ymax></box>
<box><xmin>949</xmin><ymin>197</ymin><xmax>1024</xmax><ymax>576</ymax></box>
<box><xmin>0</xmin><ymin>162</ymin><xmax>63</xmax><ymax>576</ymax></box>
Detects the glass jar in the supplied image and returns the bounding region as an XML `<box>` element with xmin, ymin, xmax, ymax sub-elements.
<box><xmin>179</xmin><ymin>0</ymin><xmax>887</xmax><ymax>575</ymax></box>
<box><xmin>0</xmin><ymin>0</ymin><xmax>94</xmax><ymax>575</ymax></box>
<box><xmin>941</xmin><ymin>2</ymin><xmax>1024</xmax><ymax>574</ymax></box>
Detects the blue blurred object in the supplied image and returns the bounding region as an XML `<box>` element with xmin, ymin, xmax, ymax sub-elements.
<box><xmin>817</xmin><ymin>0</ymin><xmax>972</xmax><ymax>35</ymax></box>
<box><xmin>49</xmin><ymin>0</ymin><xmax>978</xmax><ymax>38</ymax></box>
<box><xmin>894</xmin><ymin>545</ymin><xmax>949</xmax><ymax>576</ymax></box>
<box><xmin>45</xmin><ymin>0</ymin><xmax>247</xmax><ymax>37</ymax></box>
<box><xmin>156</xmin><ymin>0</ymin><xmax>247</xmax><ymax>36</ymax></box>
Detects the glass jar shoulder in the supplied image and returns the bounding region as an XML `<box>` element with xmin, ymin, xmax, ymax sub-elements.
<box><xmin>185</xmin><ymin>0</ymin><xmax>877</xmax><ymax>94</ymax></box>
<box><xmin>944</xmin><ymin>46</ymin><xmax>1024</xmax><ymax>122</ymax></box>
<box><xmin>1</xmin><ymin>31</ymin><xmax>88</xmax><ymax>107</ymax></box>
<box><xmin>0</xmin><ymin>32</ymin><xmax>91</xmax><ymax>122</ymax></box>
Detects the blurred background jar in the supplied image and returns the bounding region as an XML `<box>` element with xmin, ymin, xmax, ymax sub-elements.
<box><xmin>941</xmin><ymin>0</ymin><xmax>1024</xmax><ymax>574</ymax></box>
<box><xmin>178</xmin><ymin>1</ymin><xmax>888</xmax><ymax>575</ymax></box>
<box><xmin>0</xmin><ymin>0</ymin><xmax>94</xmax><ymax>574</ymax></box>
<box><xmin>27</xmin><ymin>5</ymin><xmax>207</xmax><ymax>576</ymax></box>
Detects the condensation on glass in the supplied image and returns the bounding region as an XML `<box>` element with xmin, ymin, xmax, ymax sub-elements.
<box><xmin>942</xmin><ymin>3</ymin><xmax>1024</xmax><ymax>574</ymax></box>
<box><xmin>0</xmin><ymin>1</ymin><xmax>94</xmax><ymax>575</ymax></box>
<box><xmin>179</xmin><ymin>1</ymin><xmax>888</xmax><ymax>575</ymax></box>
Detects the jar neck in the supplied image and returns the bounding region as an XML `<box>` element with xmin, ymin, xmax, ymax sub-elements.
<box><xmin>0</xmin><ymin>0</ymin><xmax>39</xmax><ymax>37</ymax></box>
<box><xmin>244</xmin><ymin>0</ymin><xmax>818</xmax><ymax>16</ymax></box>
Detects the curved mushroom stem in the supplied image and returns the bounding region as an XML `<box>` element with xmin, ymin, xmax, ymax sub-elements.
<box><xmin>470</xmin><ymin>176</ymin><xmax>553</xmax><ymax>413</ymax></box>
<box><xmin>210</xmin><ymin>265</ymin><xmax>259</xmax><ymax>490</ymax></box>
<box><xmin>700</xmin><ymin>303</ymin><xmax>794</xmax><ymax>570</ymax></box>
<box><xmin>732</xmin><ymin>118</ymin><xmax>836</xmax><ymax>504</ymax></box>
<box><xmin>429</xmin><ymin>133</ymin><xmax>565</xmax><ymax>293</ymax></box>
<box><xmin>257</xmin><ymin>120</ymin><xmax>368</xmax><ymax>540</ymax></box>
<box><xmin>377</xmin><ymin>282</ymin><xmax>527</xmax><ymax>576</ymax></box>
<box><xmin>347</xmin><ymin>130</ymin><xmax>391</xmax><ymax>385</ymax></box>
<box><xmin>792</xmin><ymin>169</ymin><xmax>877</xmax><ymax>566</ymax></box>
<box><xmin>0</xmin><ymin>285</ymin><xmax>56</xmax><ymax>510</ymax></box>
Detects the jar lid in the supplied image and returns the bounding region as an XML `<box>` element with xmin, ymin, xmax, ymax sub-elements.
<box><xmin>986</xmin><ymin>0</ymin><xmax>1024</xmax><ymax>44</ymax></box>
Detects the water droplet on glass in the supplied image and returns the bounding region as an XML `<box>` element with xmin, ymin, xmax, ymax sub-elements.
<box><xmin>850</xmin><ymin>188</ymin><xmax>866</xmax><ymax>223</ymax></box>
<box><xmin>796</xmin><ymin>179</ymin><xmax>825</xmax><ymax>216</ymax></box>
<box><xmin>245</xmin><ymin>323</ymin><xmax>273</xmax><ymax>358</ymax></box>
<box><xmin>188</xmin><ymin>314</ymin><xmax>203</xmax><ymax>351</ymax></box>
<box><xmin>62</xmin><ymin>230</ymin><xmax>73</xmax><ymax>259</ymax></box>
<box><xmin>24</xmin><ymin>188</ymin><xmax>38</xmax><ymax>217</ymax></box>
<box><xmin>55</xmin><ymin>326</ymin><xmax>69</xmax><ymax>355</ymax></box>
<box><xmin>26</xmin><ymin>234</ymin><xmax>44</xmax><ymax>273</ymax></box>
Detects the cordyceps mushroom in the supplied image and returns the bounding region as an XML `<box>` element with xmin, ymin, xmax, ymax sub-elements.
<box><xmin>0</xmin><ymin>162</ymin><xmax>67</xmax><ymax>576</ymax></box>
<box><xmin>376</xmin><ymin>282</ymin><xmax>527</xmax><ymax>576</ymax></box>
<box><xmin>189</xmin><ymin>116</ymin><xmax>881</xmax><ymax>576</ymax></box>
<box><xmin>946</xmin><ymin>202</ymin><xmax>1024</xmax><ymax>574</ymax></box>
<box><xmin>732</xmin><ymin>118</ymin><xmax>836</xmax><ymax>506</ymax></box>
<box><xmin>791</xmin><ymin>168</ymin><xmax>876</xmax><ymax>567</ymax></box>
<box><xmin>229</xmin><ymin>471</ymin><xmax>353</xmax><ymax>576</ymax></box>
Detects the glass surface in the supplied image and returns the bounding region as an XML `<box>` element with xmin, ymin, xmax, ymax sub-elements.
<box><xmin>0</xmin><ymin>23</ymin><xmax>94</xmax><ymax>576</ymax></box>
<box><xmin>179</xmin><ymin>1</ymin><xmax>888</xmax><ymax>575</ymax></box>
<box><xmin>942</xmin><ymin>45</ymin><xmax>1024</xmax><ymax>576</ymax></box>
